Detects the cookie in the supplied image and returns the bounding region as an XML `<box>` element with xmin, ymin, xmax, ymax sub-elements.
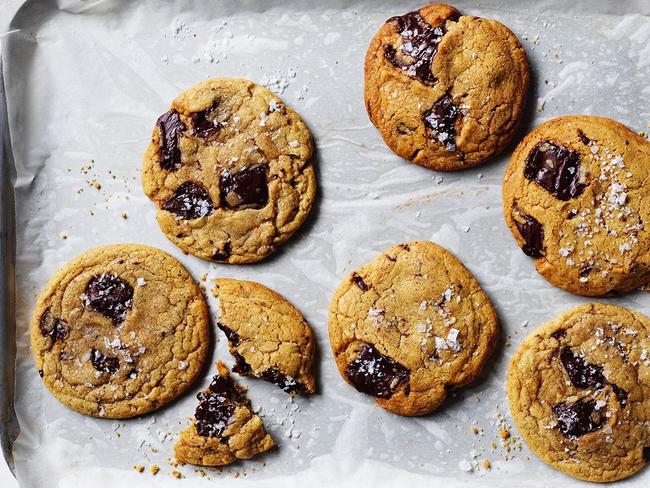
<box><xmin>213</xmin><ymin>278</ymin><xmax>315</xmax><ymax>394</ymax></box>
<box><xmin>507</xmin><ymin>303</ymin><xmax>650</xmax><ymax>482</ymax></box>
<box><xmin>142</xmin><ymin>77</ymin><xmax>316</xmax><ymax>264</ymax></box>
<box><xmin>174</xmin><ymin>362</ymin><xmax>275</xmax><ymax>466</ymax></box>
<box><xmin>364</xmin><ymin>3</ymin><xmax>529</xmax><ymax>171</ymax></box>
<box><xmin>503</xmin><ymin>116</ymin><xmax>650</xmax><ymax>296</ymax></box>
<box><xmin>31</xmin><ymin>244</ymin><xmax>210</xmax><ymax>419</ymax></box>
<box><xmin>328</xmin><ymin>241</ymin><xmax>499</xmax><ymax>416</ymax></box>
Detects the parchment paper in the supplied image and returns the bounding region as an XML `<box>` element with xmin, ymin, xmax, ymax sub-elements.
<box><xmin>3</xmin><ymin>0</ymin><xmax>650</xmax><ymax>486</ymax></box>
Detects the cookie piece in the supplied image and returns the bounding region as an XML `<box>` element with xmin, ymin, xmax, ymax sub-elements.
<box><xmin>503</xmin><ymin>116</ymin><xmax>650</xmax><ymax>296</ymax></box>
<box><xmin>174</xmin><ymin>362</ymin><xmax>275</xmax><ymax>466</ymax></box>
<box><xmin>142</xmin><ymin>78</ymin><xmax>316</xmax><ymax>264</ymax></box>
<box><xmin>213</xmin><ymin>278</ymin><xmax>315</xmax><ymax>394</ymax></box>
<box><xmin>328</xmin><ymin>241</ymin><xmax>499</xmax><ymax>416</ymax></box>
<box><xmin>507</xmin><ymin>304</ymin><xmax>650</xmax><ymax>482</ymax></box>
<box><xmin>364</xmin><ymin>3</ymin><xmax>529</xmax><ymax>171</ymax></box>
<box><xmin>31</xmin><ymin>244</ymin><xmax>210</xmax><ymax>418</ymax></box>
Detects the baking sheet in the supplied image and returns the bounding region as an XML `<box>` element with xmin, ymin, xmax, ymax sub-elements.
<box><xmin>2</xmin><ymin>0</ymin><xmax>650</xmax><ymax>486</ymax></box>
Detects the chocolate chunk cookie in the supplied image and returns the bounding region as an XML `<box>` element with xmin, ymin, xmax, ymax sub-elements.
<box><xmin>213</xmin><ymin>278</ymin><xmax>315</xmax><ymax>394</ymax></box>
<box><xmin>503</xmin><ymin>116</ymin><xmax>650</xmax><ymax>296</ymax></box>
<box><xmin>31</xmin><ymin>244</ymin><xmax>210</xmax><ymax>418</ymax></box>
<box><xmin>364</xmin><ymin>3</ymin><xmax>529</xmax><ymax>171</ymax></box>
<box><xmin>174</xmin><ymin>362</ymin><xmax>275</xmax><ymax>466</ymax></box>
<box><xmin>507</xmin><ymin>304</ymin><xmax>650</xmax><ymax>482</ymax></box>
<box><xmin>142</xmin><ymin>78</ymin><xmax>316</xmax><ymax>264</ymax></box>
<box><xmin>328</xmin><ymin>241</ymin><xmax>499</xmax><ymax>416</ymax></box>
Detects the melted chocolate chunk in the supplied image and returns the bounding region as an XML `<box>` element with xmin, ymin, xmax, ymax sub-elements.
<box><xmin>559</xmin><ymin>347</ymin><xmax>605</xmax><ymax>389</ymax></box>
<box><xmin>195</xmin><ymin>371</ymin><xmax>245</xmax><ymax>438</ymax></box>
<box><xmin>191</xmin><ymin>105</ymin><xmax>224</xmax><ymax>140</ymax></box>
<box><xmin>219</xmin><ymin>166</ymin><xmax>268</xmax><ymax>210</ymax></box>
<box><xmin>611</xmin><ymin>383</ymin><xmax>628</xmax><ymax>406</ymax></box>
<box><xmin>423</xmin><ymin>94</ymin><xmax>459</xmax><ymax>152</ymax></box>
<box><xmin>345</xmin><ymin>343</ymin><xmax>409</xmax><ymax>399</ymax></box>
<box><xmin>260</xmin><ymin>368</ymin><xmax>307</xmax><ymax>395</ymax></box>
<box><xmin>551</xmin><ymin>329</ymin><xmax>566</xmax><ymax>340</ymax></box>
<box><xmin>552</xmin><ymin>399</ymin><xmax>605</xmax><ymax>439</ymax></box>
<box><xmin>212</xmin><ymin>242</ymin><xmax>231</xmax><ymax>261</ymax></box>
<box><xmin>524</xmin><ymin>141</ymin><xmax>586</xmax><ymax>200</ymax></box>
<box><xmin>84</xmin><ymin>274</ymin><xmax>133</xmax><ymax>324</ymax></box>
<box><xmin>157</xmin><ymin>110</ymin><xmax>186</xmax><ymax>171</ymax></box>
<box><xmin>217</xmin><ymin>322</ymin><xmax>241</xmax><ymax>346</ymax></box>
<box><xmin>514</xmin><ymin>211</ymin><xmax>545</xmax><ymax>258</ymax></box>
<box><xmin>90</xmin><ymin>348</ymin><xmax>119</xmax><ymax>374</ymax></box>
<box><xmin>384</xmin><ymin>10</ymin><xmax>450</xmax><ymax>85</ymax></box>
<box><xmin>39</xmin><ymin>309</ymin><xmax>69</xmax><ymax>342</ymax></box>
<box><xmin>351</xmin><ymin>272</ymin><xmax>369</xmax><ymax>291</ymax></box>
<box><xmin>163</xmin><ymin>182</ymin><xmax>214</xmax><ymax>220</ymax></box>
<box><xmin>231</xmin><ymin>352</ymin><xmax>252</xmax><ymax>375</ymax></box>
<box><xmin>577</xmin><ymin>129</ymin><xmax>591</xmax><ymax>145</ymax></box>
<box><xmin>579</xmin><ymin>266</ymin><xmax>593</xmax><ymax>278</ymax></box>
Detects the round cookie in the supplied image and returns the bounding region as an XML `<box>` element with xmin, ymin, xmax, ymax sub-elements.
<box><xmin>328</xmin><ymin>241</ymin><xmax>499</xmax><ymax>416</ymax></box>
<box><xmin>31</xmin><ymin>244</ymin><xmax>210</xmax><ymax>418</ymax></box>
<box><xmin>142</xmin><ymin>78</ymin><xmax>316</xmax><ymax>264</ymax></box>
<box><xmin>507</xmin><ymin>303</ymin><xmax>650</xmax><ymax>482</ymax></box>
<box><xmin>213</xmin><ymin>278</ymin><xmax>315</xmax><ymax>395</ymax></box>
<box><xmin>364</xmin><ymin>3</ymin><xmax>529</xmax><ymax>171</ymax></box>
<box><xmin>503</xmin><ymin>116</ymin><xmax>650</xmax><ymax>296</ymax></box>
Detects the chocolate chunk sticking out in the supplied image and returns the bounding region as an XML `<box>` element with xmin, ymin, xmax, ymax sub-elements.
<box><xmin>231</xmin><ymin>352</ymin><xmax>252</xmax><ymax>375</ymax></box>
<box><xmin>212</xmin><ymin>242</ymin><xmax>231</xmax><ymax>261</ymax></box>
<box><xmin>345</xmin><ymin>343</ymin><xmax>410</xmax><ymax>399</ymax></box>
<box><xmin>577</xmin><ymin>129</ymin><xmax>591</xmax><ymax>145</ymax></box>
<box><xmin>219</xmin><ymin>166</ymin><xmax>269</xmax><ymax>210</ymax></box>
<box><xmin>191</xmin><ymin>104</ymin><xmax>224</xmax><ymax>140</ymax></box>
<box><xmin>351</xmin><ymin>272</ymin><xmax>369</xmax><ymax>291</ymax></box>
<box><xmin>567</xmin><ymin>209</ymin><xmax>578</xmax><ymax>220</ymax></box>
<box><xmin>524</xmin><ymin>141</ymin><xmax>586</xmax><ymax>200</ymax></box>
<box><xmin>423</xmin><ymin>94</ymin><xmax>459</xmax><ymax>152</ymax></box>
<box><xmin>90</xmin><ymin>348</ymin><xmax>120</xmax><ymax>374</ymax></box>
<box><xmin>644</xmin><ymin>446</ymin><xmax>650</xmax><ymax>462</ymax></box>
<box><xmin>551</xmin><ymin>329</ymin><xmax>566</xmax><ymax>340</ymax></box>
<box><xmin>216</xmin><ymin>322</ymin><xmax>241</xmax><ymax>346</ymax></box>
<box><xmin>39</xmin><ymin>308</ymin><xmax>69</xmax><ymax>342</ymax></box>
<box><xmin>559</xmin><ymin>347</ymin><xmax>606</xmax><ymax>389</ymax></box>
<box><xmin>383</xmin><ymin>10</ymin><xmax>451</xmax><ymax>85</ymax></box>
<box><xmin>84</xmin><ymin>274</ymin><xmax>134</xmax><ymax>325</ymax></box>
<box><xmin>611</xmin><ymin>384</ymin><xmax>628</xmax><ymax>407</ymax></box>
<box><xmin>194</xmin><ymin>372</ymin><xmax>244</xmax><ymax>438</ymax></box>
<box><xmin>552</xmin><ymin>399</ymin><xmax>605</xmax><ymax>440</ymax></box>
<box><xmin>260</xmin><ymin>368</ymin><xmax>307</xmax><ymax>395</ymax></box>
<box><xmin>157</xmin><ymin>110</ymin><xmax>186</xmax><ymax>171</ymax></box>
<box><xmin>513</xmin><ymin>210</ymin><xmax>545</xmax><ymax>258</ymax></box>
<box><xmin>580</xmin><ymin>266</ymin><xmax>593</xmax><ymax>278</ymax></box>
<box><xmin>163</xmin><ymin>182</ymin><xmax>214</xmax><ymax>220</ymax></box>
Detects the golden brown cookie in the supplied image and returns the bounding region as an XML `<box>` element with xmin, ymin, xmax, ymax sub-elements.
<box><xmin>328</xmin><ymin>241</ymin><xmax>499</xmax><ymax>416</ymax></box>
<box><xmin>174</xmin><ymin>362</ymin><xmax>275</xmax><ymax>466</ymax></box>
<box><xmin>364</xmin><ymin>3</ymin><xmax>529</xmax><ymax>171</ymax></box>
<box><xmin>31</xmin><ymin>244</ymin><xmax>210</xmax><ymax>419</ymax></box>
<box><xmin>142</xmin><ymin>77</ymin><xmax>316</xmax><ymax>264</ymax></box>
<box><xmin>503</xmin><ymin>116</ymin><xmax>650</xmax><ymax>296</ymax></box>
<box><xmin>213</xmin><ymin>278</ymin><xmax>315</xmax><ymax>394</ymax></box>
<box><xmin>507</xmin><ymin>303</ymin><xmax>650</xmax><ymax>482</ymax></box>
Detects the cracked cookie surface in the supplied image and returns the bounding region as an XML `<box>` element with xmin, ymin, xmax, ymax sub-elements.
<box><xmin>31</xmin><ymin>244</ymin><xmax>210</xmax><ymax>419</ymax></box>
<box><xmin>142</xmin><ymin>77</ymin><xmax>316</xmax><ymax>264</ymax></box>
<box><xmin>507</xmin><ymin>303</ymin><xmax>650</xmax><ymax>482</ymax></box>
<box><xmin>174</xmin><ymin>362</ymin><xmax>275</xmax><ymax>466</ymax></box>
<box><xmin>503</xmin><ymin>116</ymin><xmax>650</xmax><ymax>296</ymax></box>
<box><xmin>328</xmin><ymin>241</ymin><xmax>499</xmax><ymax>416</ymax></box>
<box><xmin>213</xmin><ymin>278</ymin><xmax>315</xmax><ymax>394</ymax></box>
<box><xmin>364</xmin><ymin>3</ymin><xmax>529</xmax><ymax>171</ymax></box>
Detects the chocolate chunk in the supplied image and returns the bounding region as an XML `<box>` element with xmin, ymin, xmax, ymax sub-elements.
<box><xmin>231</xmin><ymin>352</ymin><xmax>252</xmax><ymax>375</ymax></box>
<box><xmin>195</xmin><ymin>371</ymin><xmax>245</xmax><ymax>438</ymax></box>
<box><xmin>191</xmin><ymin>105</ymin><xmax>223</xmax><ymax>140</ymax></box>
<box><xmin>219</xmin><ymin>166</ymin><xmax>268</xmax><ymax>210</ymax></box>
<box><xmin>39</xmin><ymin>308</ymin><xmax>69</xmax><ymax>342</ymax></box>
<box><xmin>90</xmin><ymin>348</ymin><xmax>119</xmax><ymax>374</ymax></box>
<box><xmin>577</xmin><ymin>129</ymin><xmax>591</xmax><ymax>145</ymax></box>
<box><xmin>384</xmin><ymin>10</ymin><xmax>450</xmax><ymax>85</ymax></box>
<box><xmin>524</xmin><ymin>141</ymin><xmax>586</xmax><ymax>200</ymax></box>
<box><xmin>345</xmin><ymin>343</ymin><xmax>409</xmax><ymax>399</ymax></box>
<box><xmin>514</xmin><ymin>211</ymin><xmax>545</xmax><ymax>258</ymax></box>
<box><xmin>260</xmin><ymin>368</ymin><xmax>307</xmax><ymax>395</ymax></box>
<box><xmin>611</xmin><ymin>384</ymin><xmax>628</xmax><ymax>406</ymax></box>
<box><xmin>38</xmin><ymin>369</ymin><xmax>44</xmax><ymax>378</ymax></box>
<box><xmin>579</xmin><ymin>266</ymin><xmax>593</xmax><ymax>278</ymax></box>
<box><xmin>157</xmin><ymin>110</ymin><xmax>186</xmax><ymax>171</ymax></box>
<box><xmin>551</xmin><ymin>329</ymin><xmax>566</xmax><ymax>340</ymax></box>
<box><xmin>212</xmin><ymin>242</ymin><xmax>231</xmax><ymax>261</ymax></box>
<box><xmin>423</xmin><ymin>94</ymin><xmax>459</xmax><ymax>152</ymax></box>
<box><xmin>553</xmin><ymin>399</ymin><xmax>605</xmax><ymax>439</ymax></box>
<box><xmin>351</xmin><ymin>272</ymin><xmax>369</xmax><ymax>291</ymax></box>
<box><xmin>567</xmin><ymin>209</ymin><xmax>578</xmax><ymax>220</ymax></box>
<box><xmin>559</xmin><ymin>347</ymin><xmax>606</xmax><ymax>389</ymax></box>
<box><xmin>217</xmin><ymin>322</ymin><xmax>241</xmax><ymax>346</ymax></box>
<box><xmin>163</xmin><ymin>182</ymin><xmax>214</xmax><ymax>220</ymax></box>
<box><xmin>84</xmin><ymin>274</ymin><xmax>133</xmax><ymax>324</ymax></box>
<box><xmin>644</xmin><ymin>446</ymin><xmax>650</xmax><ymax>462</ymax></box>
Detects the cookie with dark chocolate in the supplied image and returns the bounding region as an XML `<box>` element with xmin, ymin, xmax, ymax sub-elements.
<box><xmin>31</xmin><ymin>244</ymin><xmax>210</xmax><ymax>418</ymax></box>
<box><xmin>142</xmin><ymin>77</ymin><xmax>316</xmax><ymax>264</ymax></box>
<box><xmin>507</xmin><ymin>303</ymin><xmax>650</xmax><ymax>482</ymax></box>
<box><xmin>328</xmin><ymin>241</ymin><xmax>499</xmax><ymax>416</ymax></box>
<box><xmin>174</xmin><ymin>362</ymin><xmax>275</xmax><ymax>466</ymax></box>
<box><xmin>364</xmin><ymin>3</ymin><xmax>529</xmax><ymax>171</ymax></box>
<box><xmin>503</xmin><ymin>116</ymin><xmax>650</xmax><ymax>296</ymax></box>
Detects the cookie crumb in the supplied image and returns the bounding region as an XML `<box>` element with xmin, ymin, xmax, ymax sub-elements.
<box><xmin>171</xmin><ymin>470</ymin><xmax>182</xmax><ymax>479</ymax></box>
<box><xmin>134</xmin><ymin>465</ymin><xmax>145</xmax><ymax>473</ymax></box>
<box><xmin>471</xmin><ymin>425</ymin><xmax>479</xmax><ymax>434</ymax></box>
<box><xmin>121</xmin><ymin>212</ymin><xmax>128</xmax><ymax>220</ymax></box>
<box><xmin>482</xmin><ymin>459</ymin><xmax>491</xmax><ymax>470</ymax></box>
<box><xmin>150</xmin><ymin>465</ymin><xmax>160</xmax><ymax>475</ymax></box>
<box><xmin>499</xmin><ymin>428</ymin><xmax>510</xmax><ymax>439</ymax></box>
